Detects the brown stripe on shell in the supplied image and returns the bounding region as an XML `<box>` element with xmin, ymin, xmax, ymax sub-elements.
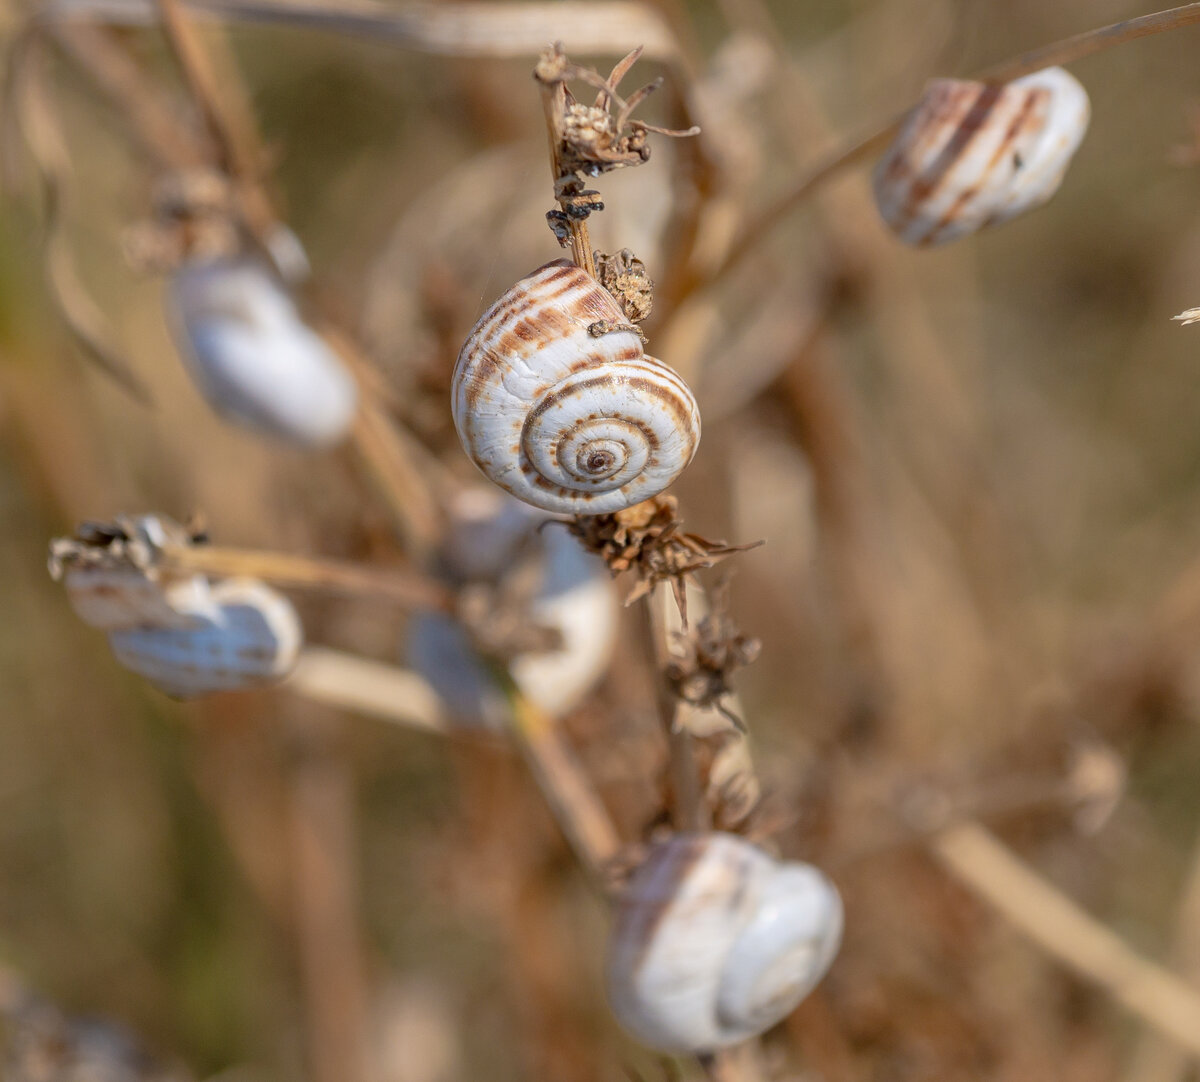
<box><xmin>924</xmin><ymin>84</ymin><xmax>1048</xmax><ymax>245</ymax></box>
<box><xmin>521</xmin><ymin>373</ymin><xmax>697</xmax><ymax>451</ymax></box>
<box><xmin>892</xmin><ymin>81</ymin><xmax>1004</xmax><ymax>236</ymax></box>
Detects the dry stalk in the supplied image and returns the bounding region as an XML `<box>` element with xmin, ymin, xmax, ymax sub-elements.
<box><xmin>495</xmin><ymin>667</ymin><xmax>623</xmax><ymax>884</ymax></box>
<box><xmin>931</xmin><ymin>820</ymin><xmax>1200</xmax><ymax>1059</ymax></box>
<box><xmin>286</xmin><ymin>648</ymin><xmax>449</xmax><ymax>734</ymax></box>
<box><xmin>158</xmin><ymin>542</ymin><xmax>454</xmax><ymax>612</ymax></box>
<box><xmin>39</xmin><ymin>0</ymin><xmax>682</xmax><ymax>62</ymax></box>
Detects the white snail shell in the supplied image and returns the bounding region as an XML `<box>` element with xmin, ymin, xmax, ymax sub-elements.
<box><xmin>872</xmin><ymin>66</ymin><xmax>1090</xmax><ymax>247</ymax></box>
<box><xmin>167</xmin><ymin>257</ymin><xmax>358</xmax><ymax>447</ymax></box>
<box><xmin>606</xmin><ymin>832</ymin><xmax>843</xmax><ymax>1053</ymax></box>
<box><xmin>452</xmin><ymin>260</ymin><xmax>700</xmax><ymax>515</ymax></box>
<box><xmin>62</xmin><ymin>564</ymin><xmax>212</xmax><ymax>632</ymax></box>
<box><xmin>406</xmin><ymin>488</ymin><xmax>617</xmax><ymax>726</ymax></box>
<box><xmin>51</xmin><ymin>514</ymin><xmax>210</xmax><ymax>631</ymax></box>
<box><xmin>108</xmin><ymin>577</ymin><xmax>301</xmax><ymax>698</ymax></box>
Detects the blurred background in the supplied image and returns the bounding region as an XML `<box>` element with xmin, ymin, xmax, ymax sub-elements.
<box><xmin>3</xmin><ymin>0</ymin><xmax>1200</xmax><ymax>1079</ymax></box>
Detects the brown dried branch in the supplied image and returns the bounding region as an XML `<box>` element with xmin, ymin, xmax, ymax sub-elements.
<box><xmin>534</xmin><ymin>43</ymin><xmax>697</xmax><ymax>276</ymax></box>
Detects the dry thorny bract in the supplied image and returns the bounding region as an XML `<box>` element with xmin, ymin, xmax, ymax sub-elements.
<box><xmin>664</xmin><ymin>583</ymin><xmax>762</xmax><ymax>732</ymax></box>
<box><xmin>567</xmin><ymin>495</ymin><xmax>763</xmax><ymax>616</ymax></box>
<box><xmin>535</xmin><ymin>42</ymin><xmax>697</xmax><ymax>229</ymax></box>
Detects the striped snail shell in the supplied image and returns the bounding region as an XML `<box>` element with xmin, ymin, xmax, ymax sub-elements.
<box><xmin>407</xmin><ymin>488</ymin><xmax>617</xmax><ymax>726</ymax></box>
<box><xmin>167</xmin><ymin>257</ymin><xmax>358</xmax><ymax>447</ymax></box>
<box><xmin>452</xmin><ymin>260</ymin><xmax>700</xmax><ymax>515</ymax></box>
<box><xmin>872</xmin><ymin>66</ymin><xmax>1090</xmax><ymax>246</ymax></box>
<box><xmin>606</xmin><ymin>832</ymin><xmax>842</xmax><ymax>1053</ymax></box>
<box><xmin>108</xmin><ymin>578</ymin><xmax>302</xmax><ymax>698</ymax></box>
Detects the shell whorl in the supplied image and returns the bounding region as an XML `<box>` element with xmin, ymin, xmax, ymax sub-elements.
<box><xmin>452</xmin><ymin>260</ymin><xmax>700</xmax><ymax>515</ymax></box>
<box><xmin>872</xmin><ymin>66</ymin><xmax>1090</xmax><ymax>246</ymax></box>
<box><xmin>605</xmin><ymin>833</ymin><xmax>843</xmax><ymax>1053</ymax></box>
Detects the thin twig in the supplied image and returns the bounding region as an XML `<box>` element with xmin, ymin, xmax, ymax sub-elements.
<box><xmin>646</xmin><ymin>581</ymin><xmax>709</xmax><ymax>833</ymax></box>
<box><xmin>497</xmin><ymin>669</ymin><xmax>623</xmax><ymax>886</ymax></box>
<box><xmin>40</xmin><ymin>0</ymin><xmax>681</xmax><ymax>61</ymax></box>
<box><xmin>534</xmin><ymin>47</ymin><xmax>596</xmax><ymax>280</ymax></box>
<box><xmin>932</xmin><ymin>820</ymin><xmax>1200</xmax><ymax>1059</ymax></box>
<box><xmin>159</xmin><ymin>542</ymin><xmax>454</xmax><ymax>611</ymax></box>
<box><xmin>153</xmin><ymin>0</ymin><xmax>277</xmax><ymax>243</ymax></box>
<box><xmin>285</xmin><ymin>648</ymin><xmax>450</xmax><ymax>734</ymax></box>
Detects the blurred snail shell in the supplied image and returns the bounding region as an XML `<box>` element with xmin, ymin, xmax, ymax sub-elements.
<box><xmin>62</xmin><ymin>564</ymin><xmax>211</xmax><ymax>632</ymax></box>
<box><xmin>167</xmin><ymin>257</ymin><xmax>358</xmax><ymax>447</ymax></box>
<box><xmin>606</xmin><ymin>833</ymin><xmax>842</xmax><ymax>1053</ymax></box>
<box><xmin>50</xmin><ymin>513</ymin><xmax>210</xmax><ymax>631</ymax></box>
<box><xmin>872</xmin><ymin>66</ymin><xmax>1090</xmax><ymax>246</ymax></box>
<box><xmin>108</xmin><ymin>578</ymin><xmax>302</xmax><ymax>698</ymax></box>
<box><xmin>452</xmin><ymin>260</ymin><xmax>700</xmax><ymax>515</ymax></box>
<box><xmin>406</xmin><ymin>488</ymin><xmax>618</xmax><ymax>726</ymax></box>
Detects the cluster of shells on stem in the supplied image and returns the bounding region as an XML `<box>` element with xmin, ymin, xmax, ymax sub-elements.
<box><xmin>49</xmin><ymin>514</ymin><xmax>302</xmax><ymax>698</ymax></box>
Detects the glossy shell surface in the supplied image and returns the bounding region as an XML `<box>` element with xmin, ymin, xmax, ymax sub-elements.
<box><xmin>606</xmin><ymin>832</ymin><xmax>843</xmax><ymax>1053</ymax></box>
<box><xmin>108</xmin><ymin>578</ymin><xmax>302</xmax><ymax>698</ymax></box>
<box><xmin>872</xmin><ymin>66</ymin><xmax>1090</xmax><ymax>246</ymax></box>
<box><xmin>452</xmin><ymin>260</ymin><xmax>700</xmax><ymax>515</ymax></box>
<box><xmin>168</xmin><ymin>258</ymin><xmax>358</xmax><ymax>447</ymax></box>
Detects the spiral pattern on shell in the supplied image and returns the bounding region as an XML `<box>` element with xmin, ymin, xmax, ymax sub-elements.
<box><xmin>606</xmin><ymin>832</ymin><xmax>843</xmax><ymax>1053</ymax></box>
<box><xmin>872</xmin><ymin>66</ymin><xmax>1090</xmax><ymax>246</ymax></box>
<box><xmin>452</xmin><ymin>260</ymin><xmax>700</xmax><ymax>515</ymax></box>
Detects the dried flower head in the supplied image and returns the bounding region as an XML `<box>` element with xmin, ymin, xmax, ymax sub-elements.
<box><xmin>567</xmin><ymin>495</ymin><xmax>763</xmax><ymax>616</ymax></box>
<box><xmin>664</xmin><ymin>588</ymin><xmax>762</xmax><ymax>730</ymax></box>
<box><xmin>595</xmin><ymin>248</ymin><xmax>654</xmax><ymax>324</ymax></box>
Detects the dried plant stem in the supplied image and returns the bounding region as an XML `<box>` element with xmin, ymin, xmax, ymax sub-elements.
<box><xmin>286</xmin><ymin>648</ymin><xmax>449</xmax><ymax>734</ymax></box>
<box><xmin>283</xmin><ymin>704</ymin><xmax>372</xmax><ymax>1082</ymax></box>
<box><xmin>327</xmin><ymin>329</ymin><xmax>448</xmax><ymax>559</ymax></box>
<box><xmin>1124</xmin><ymin>826</ymin><xmax>1200</xmax><ymax>1082</ymax></box>
<box><xmin>498</xmin><ymin>670</ymin><xmax>622</xmax><ymax>884</ymax></box>
<box><xmin>48</xmin><ymin>22</ymin><xmax>201</xmax><ymax>170</ymax></box>
<box><xmin>979</xmin><ymin>2</ymin><xmax>1200</xmax><ymax>82</ymax></box>
<box><xmin>159</xmin><ymin>543</ymin><xmax>454</xmax><ymax>611</ymax></box>
<box><xmin>646</xmin><ymin>582</ymin><xmax>709</xmax><ymax>833</ymax></box>
<box><xmin>932</xmin><ymin>820</ymin><xmax>1200</xmax><ymax>1059</ymax></box>
<box><xmin>41</xmin><ymin>0</ymin><xmax>681</xmax><ymax>61</ymax></box>
<box><xmin>535</xmin><ymin>57</ymin><xmax>596</xmax><ymax>280</ymax></box>
<box><xmin>154</xmin><ymin>0</ymin><xmax>277</xmax><ymax>243</ymax></box>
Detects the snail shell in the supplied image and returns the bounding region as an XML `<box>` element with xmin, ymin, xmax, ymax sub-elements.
<box><xmin>407</xmin><ymin>488</ymin><xmax>617</xmax><ymax>726</ymax></box>
<box><xmin>62</xmin><ymin>565</ymin><xmax>211</xmax><ymax>632</ymax></box>
<box><xmin>452</xmin><ymin>260</ymin><xmax>700</xmax><ymax>515</ymax></box>
<box><xmin>50</xmin><ymin>513</ymin><xmax>210</xmax><ymax>631</ymax></box>
<box><xmin>872</xmin><ymin>66</ymin><xmax>1090</xmax><ymax>246</ymax></box>
<box><xmin>167</xmin><ymin>257</ymin><xmax>358</xmax><ymax>447</ymax></box>
<box><xmin>606</xmin><ymin>832</ymin><xmax>842</xmax><ymax>1053</ymax></box>
<box><xmin>108</xmin><ymin>578</ymin><xmax>302</xmax><ymax>698</ymax></box>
